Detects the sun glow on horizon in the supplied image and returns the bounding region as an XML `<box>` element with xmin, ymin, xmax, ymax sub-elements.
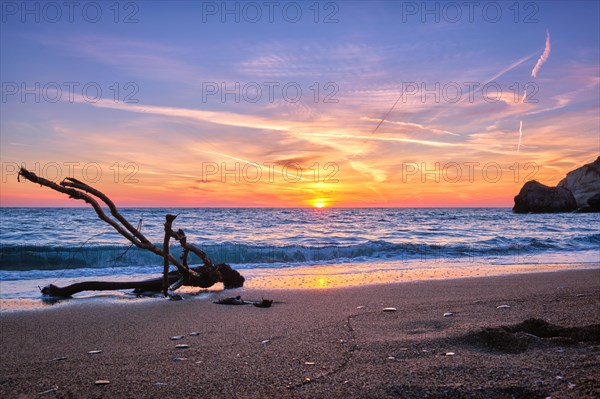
<box><xmin>313</xmin><ymin>199</ymin><xmax>326</xmax><ymax>208</ymax></box>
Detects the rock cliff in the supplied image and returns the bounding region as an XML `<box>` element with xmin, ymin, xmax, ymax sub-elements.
<box><xmin>513</xmin><ymin>157</ymin><xmax>600</xmax><ymax>213</ymax></box>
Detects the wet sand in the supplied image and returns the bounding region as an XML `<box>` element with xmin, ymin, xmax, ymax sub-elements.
<box><xmin>1</xmin><ymin>269</ymin><xmax>599</xmax><ymax>398</ymax></box>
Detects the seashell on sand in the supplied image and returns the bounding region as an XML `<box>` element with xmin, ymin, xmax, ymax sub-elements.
<box><xmin>189</xmin><ymin>332</ymin><xmax>200</xmax><ymax>336</ymax></box>
<box><xmin>445</xmin><ymin>352</ymin><xmax>455</xmax><ymax>356</ymax></box>
<box><xmin>170</xmin><ymin>336</ymin><xmax>184</xmax><ymax>340</ymax></box>
<box><xmin>175</xmin><ymin>344</ymin><xmax>189</xmax><ymax>349</ymax></box>
<box><xmin>87</xmin><ymin>350</ymin><xmax>102</xmax><ymax>354</ymax></box>
<box><xmin>443</xmin><ymin>312</ymin><xmax>453</xmax><ymax>317</ymax></box>
<box><xmin>383</xmin><ymin>307</ymin><xmax>397</xmax><ymax>312</ymax></box>
<box><xmin>36</xmin><ymin>386</ymin><xmax>58</xmax><ymax>395</ymax></box>
<box><xmin>95</xmin><ymin>380</ymin><xmax>110</xmax><ymax>385</ymax></box>
<box><xmin>496</xmin><ymin>305</ymin><xmax>511</xmax><ymax>309</ymax></box>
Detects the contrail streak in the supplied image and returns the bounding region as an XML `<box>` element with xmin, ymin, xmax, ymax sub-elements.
<box><xmin>517</xmin><ymin>120</ymin><xmax>523</xmax><ymax>153</ymax></box>
<box><xmin>371</xmin><ymin>90</ymin><xmax>404</xmax><ymax>135</ymax></box>
<box><xmin>427</xmin><ymin>50</ymin><xmax>539</xmax><ymax>123</ymax></box>
<box><xmin>531</xmin><ymin>30</ymin><xmax>551</xmax><ymax>78</ymax></box>
<box><xmin>477</xmin><ymin>51</ymin><xmax>538</xmax><ymax>94</ymax></box>
<box><xmin>518</xmin><ymin>30</ymin><xmax>550</xmax><ymax>152</ymax></box>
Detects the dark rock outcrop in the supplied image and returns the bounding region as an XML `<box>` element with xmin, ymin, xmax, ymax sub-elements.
<box><xmin>585</xmin><ymin>193</ymin><xmax>600</xmax><ymax>212</ymax></box>
<box><xmin>513</xmin><ymin>180</ymin><xmax>577</xmax><ymax>213</ymax></box>
<box><xmin>513</xmin><ymin>157</ymin><xmax>600</xmax><ymax>213</ymax></box>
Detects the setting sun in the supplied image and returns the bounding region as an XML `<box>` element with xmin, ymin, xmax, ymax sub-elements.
<box><xmin>313</xmin><ymin>200</ymin><xmax>326</xmax><ymax>208</ymax></box>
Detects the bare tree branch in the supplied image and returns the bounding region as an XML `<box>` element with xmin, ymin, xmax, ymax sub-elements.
<box><xmin>18</xmin><ymin>167</ymin><xmax>245</xmax><ymax>298</ymax></box>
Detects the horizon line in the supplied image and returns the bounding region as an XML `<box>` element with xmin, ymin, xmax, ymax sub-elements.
<box><xmin>0</xmin><ymin>206</ymin><xmax>513</xmax><ymax>209</ymax></box>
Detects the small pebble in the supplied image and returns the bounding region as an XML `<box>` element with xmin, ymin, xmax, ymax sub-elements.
<box><xmin>356</xmin><ymin>306</ymin><xmax>365</xmax><ymax>309</ymax></box>
<box><xmin>175</xmin><ymin>344</ymin><xmax>189</xmax><ymax>349</ymax></box>
<box><xmin>443</xmin><ymin>312</ymin><xmax>453</xmax><ymax>317</ymax></box>
<box><xmin>95</xmin><ymin>380</ymin><xmax>110</xmax><ymax>385</ymax></box>
<box><xmin>496</xmin><ymin>305</ymin><xmax>511</xmax><ymax>309</ymax></box>
<box><xmin>304</xmin><ymin>362</ymin><xmax>315</xmax><ymax>365</ymax></box>
<box><xmin>445</xmin><ymin>352</ymin><xmax>456</xmax><ymax>356</ymax></box>
<box><xmin>189</xmin><ymin>332</ymin><xmax>200</xmax><ymax>336</ymax></box>
<box><xmin>87</xmin><ymin>350</ymin><xmax>102</xmax><ymax>355</ymax></box>
<box><xmin>383</xmin><ymin>307</ymin><xmax>397</xmax><ymax>312</ymax></box>
<box><xmin>387</xmin><ymin>356</ymin><xmax>395</xmax><ymax>360</ymax></box>
<box><xmin>170</xmin><ymin>336</ymin><xmax>184</xmax><ymax>340</ymax></box>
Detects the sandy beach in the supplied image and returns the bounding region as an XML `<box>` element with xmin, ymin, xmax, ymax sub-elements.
<box><xmin>1</xmin><ymin>269</ymin><xmax>599</xmax><ymax>399</ymax></box>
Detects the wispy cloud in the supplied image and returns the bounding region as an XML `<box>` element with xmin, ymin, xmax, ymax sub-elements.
<box><xmin>89</xmin><ymin>99</ymin><xmax>294</xmax><ymax>132</ymax></box>
<box><xmin>84</xmin><ymin>98</ymin><xmax>378</xmax><ymax>157</ymax></box>
<box><xmin>349</xmin><ymin>160</ymin><xmax>387</xmax><ymax>182</ymax></box>
<box><xmin>30</xmin><ymin>34</ymin><xmax>226</xmax><ymax>86</ymax></box>
<box><xmin>199</xmin><ymin>150</ymin><xmax>310</xmax><ymax>182</ymax></box>
<box><xmin>360</xmin><ymin>117</ymin><xmax>459</xmax><ymax>136</ymax></box>
<box><xmin>298</xmin><ymin>132</ymin><xmax>459</xmax><ymax>148</ymax></box>
<box><xmin>237</xmin><ymin>42</ymin><xmax>385</xmax><ymax>81</ymax></box>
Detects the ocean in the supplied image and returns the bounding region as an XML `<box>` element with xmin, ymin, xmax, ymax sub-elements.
<box><xmin>1</xmin><ymin>208</ymin><xmax>598</xmax><ymax>306</ymax></box>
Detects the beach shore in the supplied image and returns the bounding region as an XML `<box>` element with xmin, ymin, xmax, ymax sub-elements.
<box><xmin>1</xmin><ymin>269</ymin><xmax>599</xmax><ymax>398</ymax></box>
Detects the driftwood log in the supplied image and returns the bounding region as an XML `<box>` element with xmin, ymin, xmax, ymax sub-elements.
<box><xmin>18</xmin><ymin>167</ymin><xmax>245</xmax><ymax>299</ymax></box>
<box><xmin>40</xmin><ymin>264</ymin><xmax>244</xmax><ymax>297</ymax></box>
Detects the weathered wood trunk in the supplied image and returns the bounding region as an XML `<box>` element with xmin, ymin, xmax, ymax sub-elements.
<box><xmin>41</xmin><ymin>264</ymin><xmax>244</xmax><ymax>297</ymax></box>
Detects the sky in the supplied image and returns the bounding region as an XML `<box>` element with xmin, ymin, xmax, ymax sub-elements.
<box><xmin>1</xmin><ymin>1</ymin><xmax>599</xmax><ymax>207</ymax></box>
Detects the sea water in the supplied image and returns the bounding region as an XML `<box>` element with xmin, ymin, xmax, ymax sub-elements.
<box><xmin>1</xmin><ymin>208</ymin><xmax>598</xmax><ymax>306</ymax></box>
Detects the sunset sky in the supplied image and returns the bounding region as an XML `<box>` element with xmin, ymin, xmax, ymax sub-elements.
<box><xmin>1</xmin><ymin>1</ymin><xmax>598</xmax><ymax>207</ymax></box>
